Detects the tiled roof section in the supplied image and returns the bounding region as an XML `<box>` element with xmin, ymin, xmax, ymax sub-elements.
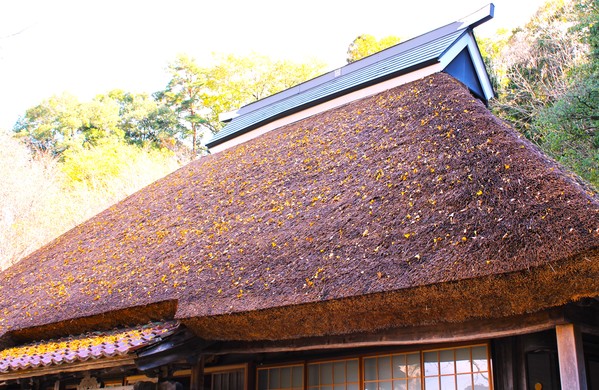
<box><xmin>206</xmin><ymin>23</ymin><xmax>467</xmax><ymax>148</ymax></box>
<box><xmin>0</xmin><ymin>321</ymin><xmax>178</xmax><ymax>373</ymax></box>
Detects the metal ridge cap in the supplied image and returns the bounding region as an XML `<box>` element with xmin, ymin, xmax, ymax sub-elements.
<box><xmin>207</xmin><ymin>31</ymin><xmax>464</xmax><ymax>147</ymax></box>
<box><xmin>205</xmin><ymin>59</ymin><xmax>440</xmax><ymax>149</ymax></box>
<box><xmin>231</xmin><ymin>23</ymin><xmax>468</xmax><ymax>117</ymax></box>
<box><xmin>459</xmin><ymin>3</ymin><xmax>495</xmax><ymax>29</ymax></box>
<box><xmin>226</xmin><ymin>5</ymin><xmax>493</xmax><ymax>122</ymax></box>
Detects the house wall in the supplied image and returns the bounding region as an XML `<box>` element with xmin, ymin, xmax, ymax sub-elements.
<box><xmin>444</xmin><ymin>48</ymin><xmax>485</xmax><ymax>101</ymax></box>
<box><xmin>4</xmin><ymin>330</ymin><xmax>599</xmax><ymax>390</ymax></box>
<box><xmin>197</xmin><ymin>329</ymin><xmax>599</xmax><ymax>390</ymax></box>
<box><xmin>493</xmin><ymin>330</ymin><xmax>599</xmax><ymax>390</ymax></box>
<box><xmin>198</xmin><ymin>341</ymin><xmax>494</xmax><ymax>390</ymax></box>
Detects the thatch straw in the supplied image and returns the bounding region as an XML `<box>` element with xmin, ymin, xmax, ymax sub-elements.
<box><xmin>1</xmin><ymin>73</ymin><xmax>597</xmax><ymax>343</ymax></box>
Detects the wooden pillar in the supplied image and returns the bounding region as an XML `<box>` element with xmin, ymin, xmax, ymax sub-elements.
<box><xmin>190</xmin><ymin>355</ymin><xmax>205</xmax><ymax>390</ymax></box>
<box><xmin>493</xmin><ymin>337</ymin><xmax>519</xmax><ymax>390</ymax></box>
<box><xmin>556</xmin><ymin>323</ymin><xmax>588</xmax><ymax>390</ymax></box>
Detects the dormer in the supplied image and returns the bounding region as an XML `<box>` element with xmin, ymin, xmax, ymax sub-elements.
<box><xmin>206</xmin><ymin>5</ymin><xmax>494</xmax><ymax>153</ymax></box>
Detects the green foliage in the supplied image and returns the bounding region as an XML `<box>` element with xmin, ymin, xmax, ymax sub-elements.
<box><xmin>102</xmin><ymin>90</ymin><xmax>182</xmax><ymax>149</ymax></box>
<box><xmin>14</xmin><ymin>93</ymin><xmax>85</xmax><ymax>154</ymax></box>
<box><xmin>14</xmin><ymin>91</ymin><xmax>180</xmax><ymax>156</ymax></box>
<box><xmin>532</xmin><ymin>0</ymin><xmax>599</xmax><ymax>187</ymax></box>
<box><xmin>80</xmin><ymin>96</ymin><xmax>123</xmax><ymax>144</ymax></box>
<box><xmin>489</xmin><ymin>0</ymin><xmax>598</xmax><ymax>188</ymax></box>
<box><xmin>16</xmin><ymin>52</ymin><xmax>324</xmax><ymax>160</ymax></box>
<box><xmin>574</xmin><ymin>0</ymin><xmax>599</xmax><ymax>62</ymax></box>
<box><xmin>155</xmin><ymin>54</ymin><xmax>207</xmax><ymax>156</ymax></box>
<box><xmin>346</xmin><ymin>34</ymin><xmax>401</xmax><ymax>63</ymax></box>
<box><xmin>477</xmin><ymin>29</ymin><xmax>511</xmax><ymax>91</ymax></box>
<box><xmin>536</xmin><ymin>78</ymin><xmax>599</xmax><ymax>185</ymax></box>
<box><xmin>490</xmin><ymin>0</ymin><xmax>585</xmax><ymax>137</ymax></box>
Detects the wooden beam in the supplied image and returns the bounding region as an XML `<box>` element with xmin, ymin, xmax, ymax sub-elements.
<box><xmin>203</xmin><ymin>363</ymin><xmax>247</xmax><ymax>374</ymax></box>
<box><xmin>190</xmin><ymin>355</ymin><xmax>204</xmax><ymax>390</ymax></box>
<box><xmin>556</xmin><ymin>323</ymin><xmax>588</xmax><ymax>390</ymax></box>
<box><xmin>580</xmin><ymin>323</ymin><xmax>599</xmax><ymax>338</ymax></box>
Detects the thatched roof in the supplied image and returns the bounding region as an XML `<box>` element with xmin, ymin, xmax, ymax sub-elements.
<box><xmin>1</xmin><ymin>73</ymin><xmax>597</xmax><ymax>344</ymax></box>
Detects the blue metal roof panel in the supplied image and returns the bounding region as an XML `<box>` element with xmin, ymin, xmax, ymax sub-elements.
<box><xmin>207</xmin><ymin>27</ymin><xmax>467</xmax><ymax>148</ymax></box>
<box><xmin>233</xmin><ymin>21</ymin><xmax>466</xmax><ymax>117</ymax></box>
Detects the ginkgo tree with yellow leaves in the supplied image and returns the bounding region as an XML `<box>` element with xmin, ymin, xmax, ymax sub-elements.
<box><xmin>202</xmin><ymin>53</ymin><xmax>327</xmax><ymax>133</ymax></box>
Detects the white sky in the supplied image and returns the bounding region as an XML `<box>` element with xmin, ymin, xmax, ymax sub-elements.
<box><xmin>0</xmin><ymin>0</ymin><xmax>547</xmax><ymax>131</ymax></box>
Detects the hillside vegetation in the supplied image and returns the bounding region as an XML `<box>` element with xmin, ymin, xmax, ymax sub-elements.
<box><xmin>483</xmin><ymin>0</ymin><xmax>598</xmax><ymax>186</ymax></box>
<box><xmin>1</xmin><ymin>0</ymin><xmax>597</xmax><ymax>270</ymax></box>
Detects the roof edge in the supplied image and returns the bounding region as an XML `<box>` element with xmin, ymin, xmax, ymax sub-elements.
<box><xmin>179</xmin><ymin>249</ymin><xmax>599</xmax><ymax>341</ymax></box>
<box><xmin>206</xmin><ymin>5</ymin><xmax>495</xmax><ymax>151</ymax></box>
<box><xmin>205</xmin><ymin>59</ymin><xmax>440</xmax><ymax>149</ymax></box>
<box><xmin>459</xmin><ymin>3</ymin><xmax>495</xmax><ymax>29</ymax></box>
<box><xmin>2</xmin><ymin>300</ymin><xmax>178</xmax><ymax>347</ymax></box>
<box><xmin>224</xmin><ymin>3</ymin><xmax>494</xmax><ymax>120</ymax></box>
